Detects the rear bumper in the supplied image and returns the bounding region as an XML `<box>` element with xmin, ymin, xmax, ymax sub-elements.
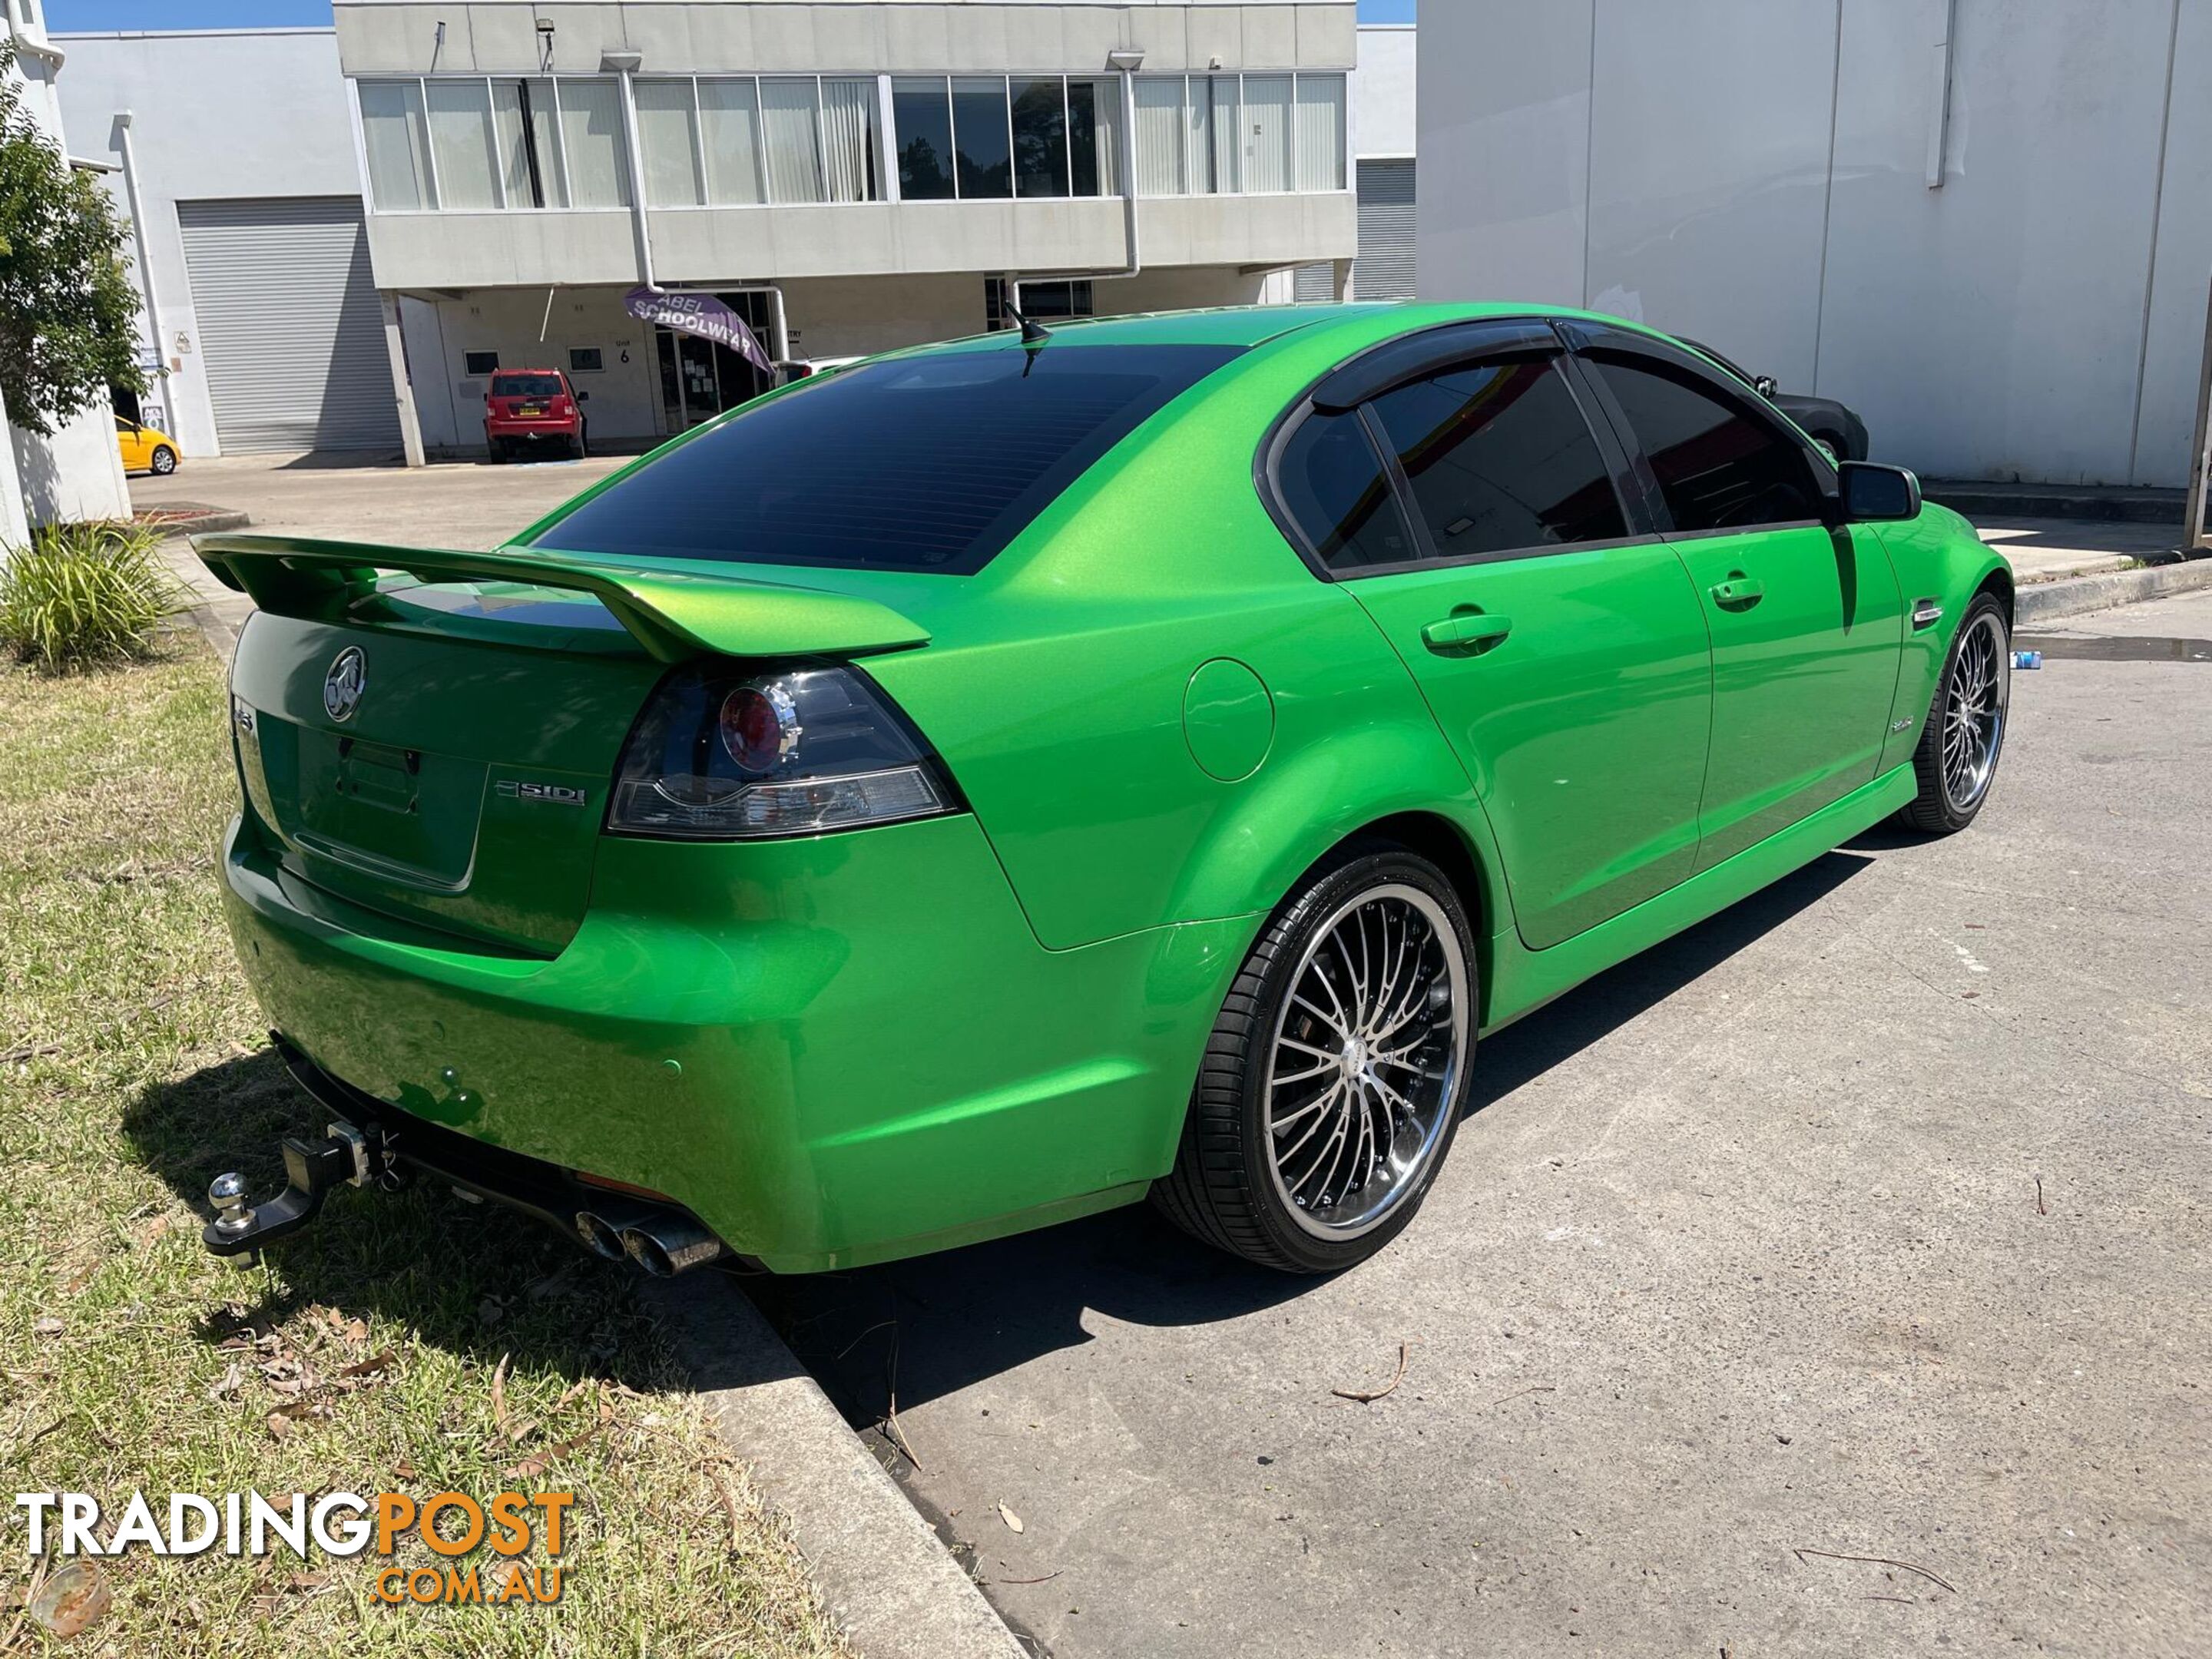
<box><xmin>220</xmin><ymin>811</ymin><xmax>1243</xmax><ymax>1271</ymax></box>
<box><xmin>484</xmin><ymin>421</ymin><xmax>579</xmax><ymax>441</ymax></box>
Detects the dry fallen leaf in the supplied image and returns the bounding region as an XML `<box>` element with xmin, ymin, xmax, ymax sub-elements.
<box><xmin>502</xmin><ymin>1422</ymin><xmax>605</xmax><ymax>1482</ymax></box>
<box><xmin>205</xmin><ymin>1362</ymin><xmax>244</xmax><ymax>1402</ymax></box>
<box><xmin>264</xmin><ymin>1412</ymin><xmax>293</xmax><ymax>1442</ymax></box>
<box><xmin>997</xmin><ymin>1502</ymin><xmax>1025</xmax><ymax>1535</ymax></box>
<box><xmin>492</xmin><ymin>1353</ymin><xmax>512</xmax><ymax>1438</ymax></box>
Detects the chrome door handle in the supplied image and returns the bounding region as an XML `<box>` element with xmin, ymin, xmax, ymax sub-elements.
<box><xmin>1709</xmin><ymin>576</ymin><xmax>1764</xmax><ymax>609</ymax></box>
<box><xmin>1420</xmin><ymin>613</ymin><xmax>1513</xmax><ymax>655</ymax></box>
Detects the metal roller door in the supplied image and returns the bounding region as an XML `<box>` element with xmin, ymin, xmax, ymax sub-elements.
<box><xmin>177</xmin><ymin>197</ymin><xmax>400</xmax><ymax>454</ymax></box>
<box><xmin>1353</xmin><ymin>159</ymin><xmax>1416</xmax><ymax>300</ymax></box>
<box><xmin>1287</xmin><ymin>159</ymin><xmax>1416</xmax><ymax>303</ymax></box>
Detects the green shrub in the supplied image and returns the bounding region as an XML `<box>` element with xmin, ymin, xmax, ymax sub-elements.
<box><xmin>0</xmin><ymin>519</ymin><xmax>182</xmax><ymax>670</ymax></box>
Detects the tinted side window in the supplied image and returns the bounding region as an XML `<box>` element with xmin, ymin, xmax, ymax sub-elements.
<box><xmin>1366</xmin><ymin>357</ymin><xmax>1625</xmax><ymax>559</ymax></box>
<box><xmin>1591</xmin><ymin>358</ymin><xmax>1821</xmax><ymax>532</ymax></box>
<box><xmin>1276</xmin><ymin>409</ymin><xmax>1420</xmax><ymax>572</ymax></box>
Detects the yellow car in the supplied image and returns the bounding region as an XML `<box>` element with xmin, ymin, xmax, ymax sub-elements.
<box><xmin>115</xmin><ymin>414</ymin><xmax>180</xmax><ymax>476</ymax></box>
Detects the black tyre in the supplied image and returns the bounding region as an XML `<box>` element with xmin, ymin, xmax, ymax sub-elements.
<box><xmin>1896</xmin><ymin>591</ymin><xmax>2010</xmax><ymax>834</ymax></box>
<box><xmin>1153</xmin><ymin>843</ymin><xmax>1478</xmax><ymax>1273</ymax></box>
<box><xmin>150</xmin><ymin>445</ymin><xmax>177</xmax><ymax>475</ymax></box>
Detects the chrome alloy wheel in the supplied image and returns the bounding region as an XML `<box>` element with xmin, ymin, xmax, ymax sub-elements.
<box><xmin>1263</xmin><ymin>883</ymin><xmax>1470</xmax><ymax>1240</ymax></box>
<box><xmin>1942</xmin><ymin>610</ymin><xmax>2010</xmax><ymax>813</ymax></box>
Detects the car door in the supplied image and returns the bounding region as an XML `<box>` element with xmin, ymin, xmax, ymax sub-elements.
<box><xmin>1271</xmin><ymin>330</ymin><xmax>1714</xmax><ymax>952</ymax></box>
<box><xmin>1574</xmin><ymin>336</ymin><xmax>1906</xmax><ymax>867</ymax></box>
<box><xmin>114</xmin><ymin>417</ymin><xmax>147</xmax><ymax>472</ymax></box>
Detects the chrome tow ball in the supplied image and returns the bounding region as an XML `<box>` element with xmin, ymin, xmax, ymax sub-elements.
<box><xmin>202</xmin><ymin>1122</ymin><xmax>389</xmax><ymax>1267</ymax></box>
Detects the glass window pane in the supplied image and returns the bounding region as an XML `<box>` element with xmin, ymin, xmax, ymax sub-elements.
<box><xmin>892</xmin><ymin>78</ymin><xmax>955</xmax><ymax>200</ymax></box>
<box><xmin>1240</xmin><ymin>74</ymin><xmax>1293</xmax><ymax>194</ymax></box>
<box><xmin>952</xmin><ymin>76</ymin><xmax>1012</xmax><ymax>199</ymax></box>
<box><xmin>1068</xmin><ymin>77</ymin><xmax>1117</xmax><ymax>196</ymax></box>
<box><xmin>533</xmin><ymin>344</ymin><xmax>1244</xmax><ymax>575</ymax></box>
<box><xmin>426</xmin><ymin>79</ymin><xmax>500</xmax><ymax>210</ymax></box>
<box><xmin>1369</xmin><ymin>359</ymin><xmax>1628</xmax><ymax>558</ymax></box>
<box><xmin>1010</xmin><ymin>76</ymin><xmax>1068</xmax><ymax>197</ymax></box>
<box><xmin>359</xmin><ymin>79</ymin><xmax>433</xmax><ymax>210</ymax></box>
<box><xmin>558</xmin><ymin>78</ymin><xmax>631</xmax><ymax>207</ymax></box>
<box><xmin>1134</xmin><ymin>77</ymin><xmax>1184</xmax><ymax>197</ymax></box>
<box><xmin>492</xmin><ymin>78</ymin><xmax>566</xmax><ymax>208</ymax></box>
<box><xmin>820</xmin><ymin>77</ymin><xmax>878</xmax><ymax>202</ymax></box>
<box><xmin>1592</xmin><ymin>358</ymin><xmax>1822</xmax><ymax>531</ymax></box>
<box><xmin>700</xmin><ymin>77</ymin><xmax>764</xmax><ymax>204</ymax></box>
<box><xmin>1277</xmin><ymin>410</ymin><xmax>1421</xmax><ymax>572</ymax></box>
<box><xmin>634</xmin><ymin>78</ymin><xmax>704</xmax><ymax>207</ymax></box>
<box><xmin>761</xmin><ymin>78</ymin><xmax>825</xmax><ymax>204</ymax></box>
<box><xmin>1295</xmin><ymin>74</ymin><xmax>1346</xmax><ymax>191</ymax></box>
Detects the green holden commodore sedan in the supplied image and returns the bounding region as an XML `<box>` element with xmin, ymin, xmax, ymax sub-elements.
<box><xmin>196</xmin><ymin>303</ymin><xmax>2012</xmax><ymax>1278</ymax></box>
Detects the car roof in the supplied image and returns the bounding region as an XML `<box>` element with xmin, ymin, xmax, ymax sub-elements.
<box><xmin>886</xmin><ymin>300</ymin><xmax>1694</xmax><ymax>361</ymax></box>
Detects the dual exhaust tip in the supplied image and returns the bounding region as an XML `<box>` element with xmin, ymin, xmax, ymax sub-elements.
<box><xmin>573</xmin><ymin>1206</ymin><xmax>724</xmax><ymax>1277</ymax></box>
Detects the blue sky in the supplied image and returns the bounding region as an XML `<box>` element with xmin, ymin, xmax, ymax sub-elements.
<box><xmin>50</xmin><ymin>0</ymin><xmax>1413</xmax><ymax>30</ymax></box>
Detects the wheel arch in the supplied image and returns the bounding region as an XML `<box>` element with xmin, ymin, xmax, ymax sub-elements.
<box><xmin>1262</xmin><ymin>807</ymin><xmax>1511</xmax><ymax>1030</ymax></box>
<box><xmin>1973</xmin><ymin>560</ymin><xmax>2015</xmax><ymax>626</ymax></box>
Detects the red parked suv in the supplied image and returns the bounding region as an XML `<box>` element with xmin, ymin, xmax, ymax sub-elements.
<box><xmin>483</xmin><ymin>369</ymin><xmax>588</xmax><ymax>462</ymax></box>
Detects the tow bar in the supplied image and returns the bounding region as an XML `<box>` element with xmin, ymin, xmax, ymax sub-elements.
<box><xmin>203</xmin><ymin>1121</ymin><xmax>402</xmax><ymax>1267</ymax></box>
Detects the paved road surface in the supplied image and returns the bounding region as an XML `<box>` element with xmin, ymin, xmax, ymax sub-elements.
<box><xmin>751</xmin><ymin>589</ymin><xmax>2212</xmax><ymax>1659</ymax></box>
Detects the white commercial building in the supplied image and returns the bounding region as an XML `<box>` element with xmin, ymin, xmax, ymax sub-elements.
<box><xmin>1419</xmin><ymin>1</ymin><xmax>2212</xmax><ymax>489</ymax></box>
<box><xmin>1298</xmin><ymin>19</ymin><xmax>1411</xmax><ymax>301</ymax></box>
<box><xmin>2</xmin><ymin>0</ymin><xmax>131</xmax><ymax>546</ymax></box>
<box><xmin>65</xmin><ymin>2</ymin><xmax>1363</xmax><ymax>465</ymax></box>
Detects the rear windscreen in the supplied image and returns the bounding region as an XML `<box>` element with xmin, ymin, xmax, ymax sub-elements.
<box><xmin>493</xmin><ymin>374</ymin><xmax>563</xmax><ymax>397</ymax></box>
<box><xmin>528</xmin><ymin>343</ymin><xmax>1242</xmax><ymax>574</ymax></box>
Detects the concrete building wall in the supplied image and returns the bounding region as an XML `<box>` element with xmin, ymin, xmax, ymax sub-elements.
<box><xmin>1351</xmin><ymin>22</ymin><xmax>1412</xmax><ymax>158</ymax></box>
<box><xmin>333</xmin><ymin>2</ymin><xmax>1356</xmax><ymax>78</ymax></box>
<box><xmin>3</xmin><ymin>12</ymin><xmax>131</xmax><ymax>535</ymax></box>
<box><xmin>1417</xmin><ymin>0</ymin><xmax>2212</xmax><ymax>488</ymax></box>
<box><xmin>55</xmin><ymin>28</ymin><xmax>365</xmax><ymax>462</ymax></box>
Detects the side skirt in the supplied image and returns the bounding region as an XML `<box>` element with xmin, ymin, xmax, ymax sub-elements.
<box><xmin>1479</xmin><ymin>762</ymin><xmax>1916</xmax><ymax>1037</ymax></box>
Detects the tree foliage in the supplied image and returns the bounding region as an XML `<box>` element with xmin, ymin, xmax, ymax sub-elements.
<box><xmin>0</xmin><ymin>41</ymin><xmax>143</xmax><ymax>437</ymax></box>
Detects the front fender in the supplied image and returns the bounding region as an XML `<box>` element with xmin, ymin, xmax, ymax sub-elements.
<box><xmin>1873</xmin><ymin>503</ymin><xmax>2012</xmax><ymax>772</ymax></box>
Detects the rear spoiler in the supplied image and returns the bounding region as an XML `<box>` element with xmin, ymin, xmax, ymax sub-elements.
<box><xmin>192</xmin><ymin>534</ymin><xmax>930</xmax><ymax>663</ymax></box>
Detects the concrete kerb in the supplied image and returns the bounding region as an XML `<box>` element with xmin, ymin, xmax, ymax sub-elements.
<box><xmin>2015</xmin><ymin>555</ymin><xmax>2212</xmax><ymax>624</ymax></box>
<box><xmin>643</xmin><ymin>1275</ymin><xmax>1028</xmax><ymax>1659</ymax></box>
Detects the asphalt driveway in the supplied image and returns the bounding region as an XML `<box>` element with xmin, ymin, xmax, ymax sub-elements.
<box><xmin>748</xmin><ymin>588</ymin><xmax>2212</xmax><ymax>1658</ymax></box>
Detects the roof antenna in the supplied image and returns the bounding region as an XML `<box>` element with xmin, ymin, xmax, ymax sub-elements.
<box><xmin>1000</xmin><ymin>288</ymin><xmax>1052</xmax><ymax>349</ymax></box>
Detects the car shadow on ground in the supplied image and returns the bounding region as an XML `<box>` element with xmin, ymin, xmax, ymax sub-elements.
<box><xmin>124</xmin><ymin>1047</ymin><xmax>668</xmax><ymax>1391</ymax></box>
<box><xmin>745</xmin><ymin>848</ymin><xmax>1876</xmax><ymax>1430</ymax></box>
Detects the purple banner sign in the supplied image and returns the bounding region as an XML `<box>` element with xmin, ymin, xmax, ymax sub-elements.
<box><xmin>623</xmin><ymin>286</ymin><xmax>773</xmax><ymax>375</ymax></box>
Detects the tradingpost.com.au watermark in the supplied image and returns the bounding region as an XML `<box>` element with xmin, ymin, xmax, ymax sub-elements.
<box><xmin>14</xmin><ymin>1488</ymin><xmax>572</xmax><ymax>1605</ymax></box>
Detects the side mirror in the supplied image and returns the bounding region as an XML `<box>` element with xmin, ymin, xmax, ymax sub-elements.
<box><xmin>575</xmin><ymin>390</ymin><xmax>589</xmax><ymax>402</ymax></box>
<box><xmin>1838</xmin><ymin>460</ymin><xmax>1921</xmax><ymax>522</ymax></box>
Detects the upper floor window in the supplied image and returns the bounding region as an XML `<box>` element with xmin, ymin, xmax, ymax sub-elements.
<box><xmin>358</xmin><ymin>75</ymin><xmax>628</xmax><ymax>212</ymax></box>
<box><xmin>635</xmin><ymin>75</ymin><xmax>879</xmax><ymax>207</ymax></box>
<box><xmin>1134</xmin><ymin>72</ymin><xmax>1344</xmax><ymax>197</ymax></box>
<box><xmin>892</xmin><ymin>75</ymin><xmax>1119</xmax><ymax>201</ymax></box>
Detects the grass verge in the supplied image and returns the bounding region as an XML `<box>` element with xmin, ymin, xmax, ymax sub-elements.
<box><xmin>0</xmin><ymin>642</ymin><xmax>849</xmax><ymax>1657</ymax></box>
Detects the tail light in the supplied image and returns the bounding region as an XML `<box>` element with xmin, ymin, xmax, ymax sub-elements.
<box><xmin>606</xmin><ymin>664</ymin><xmax>959</xmax><ymax>840</ymax></box>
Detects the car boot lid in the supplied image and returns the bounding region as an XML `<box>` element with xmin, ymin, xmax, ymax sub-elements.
<box><xmin>194</xmin><ymin>533</ymin><xmax>931</xmax><ymax>661</ymax></box>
